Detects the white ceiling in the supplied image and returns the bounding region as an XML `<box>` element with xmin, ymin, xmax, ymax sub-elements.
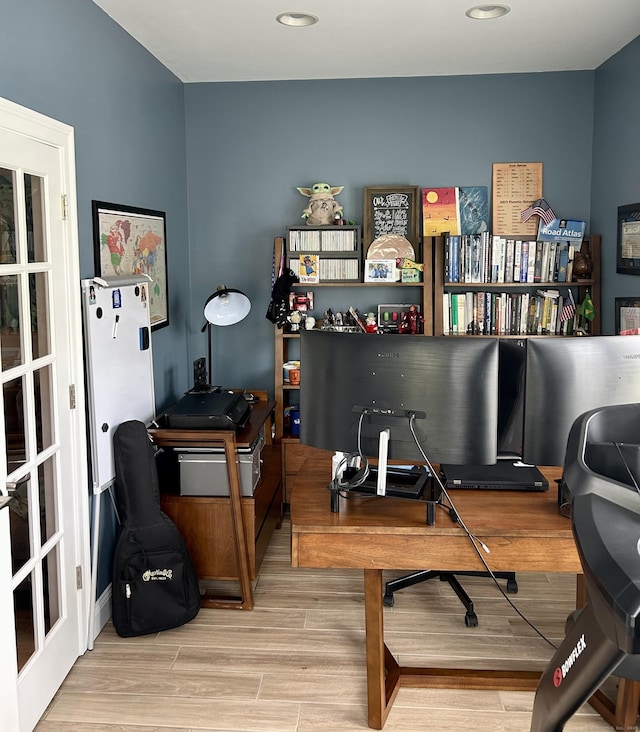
<box><xmin>91</xmin><ymin>0</ymin><xmax>640</xmax><ymax>83</ymax></box>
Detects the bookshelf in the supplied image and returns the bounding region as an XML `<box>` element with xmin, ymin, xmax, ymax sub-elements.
<box><xmin>433</xmin><ymin>234</ymin><xmax>601</xmax><ymax>337</ymax></box>
<box><xmin>273</xmin><ymin>232</ymin><xmax>433</xmax><ymax>503</ymax></box>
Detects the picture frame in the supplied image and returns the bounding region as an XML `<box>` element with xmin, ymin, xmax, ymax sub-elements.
<box><xmin>364</xmin><ymin>259</ymin><xmax>396</xmax><ymax>283</ymax></box>
<box><xmin>616</xmin><ymin>202</ymin><xmax>640</xmax><ymax>275</ymax></box>
<box><xmin>92</xmin><ymin>200</ymin><xmax>169</xmax><ymax>330</ymax></box>
<box><xmin>615</xmin><ymin>297</ymin><xmax>640</xmax><ymax>335</ymax></box>
<box><xmin>363</xmin><ymin>185</ymin><xmax>420</xmax><ymax>256</ymax></box>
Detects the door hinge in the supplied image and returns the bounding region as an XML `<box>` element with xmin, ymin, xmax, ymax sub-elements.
<box><xmin>61</xmin><ymin>194</ymin><xmax>68</xmax><ymax>220</ymax></box>
<box><xmin>76</xmin><ymin>565</ymin><xmax>83</xmax><ymax>590</ymax></box>
<box><xmin>69</xmin><ymin>384</ymin><xmax>76</xmax><ymax>409</ymax></box>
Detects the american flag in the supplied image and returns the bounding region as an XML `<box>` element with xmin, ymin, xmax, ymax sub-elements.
<box><xmin>521</xmin><ymin>198</ymin><xmax>556</xmax><ymax>225</ymax></box>
<box><xmin>560</xmin><ymin>299</ymin><xmax>576</xmax><ymax>322</ymax></box>
<box><xmin>560</xmin><ymin>290</ymin><xmax>576</xmax><ymax>322</ymax></box>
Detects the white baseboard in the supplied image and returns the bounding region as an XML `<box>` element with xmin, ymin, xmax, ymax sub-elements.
<box><xmin>90</xmin><ymin>584</ymin><xmax>112</xmax><ymax>644</ymax></box>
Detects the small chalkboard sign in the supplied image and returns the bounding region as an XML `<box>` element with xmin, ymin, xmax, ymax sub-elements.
<box><xmin>363</xmin><ymin>185</ymin><xmax>420</xmax><ymax>253</ymax></box>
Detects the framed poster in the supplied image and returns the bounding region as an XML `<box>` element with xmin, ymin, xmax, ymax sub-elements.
<box><xmin>616</xmin><ymin>203</ymin><xmax>640</xmax><ymax>275</ymax></box>
<box><xmin>363</xmin><ymin>185</ymin><xmax>420</xmax><ymax>257</ymax></box>
<box><xmin>92</xmin><ymin>200</ymin><xmax>169</xmax><ymax>330</ymax></box>
<box><xmin>491</xmin><ymin>162</ymin><xmax>543</xmax><ymax>236</ymax></box>
<box><xmin>615</xmin><ymin>297</ymin><xmax>640</xmax><ymax>334</ymax></box>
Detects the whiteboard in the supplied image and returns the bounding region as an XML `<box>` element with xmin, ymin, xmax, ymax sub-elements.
<box><xmin>81</xmin><ymin>277</ymin><xmax>156</xmax><ymax>494</ymax></box>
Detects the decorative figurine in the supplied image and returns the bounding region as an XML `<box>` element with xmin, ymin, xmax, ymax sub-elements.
<box><xmin>572</xmin><ymin>250</ymin><xmax>593</xmax><ymax>279</ymax></box>
<box><xmin>287</xmin><ymin>309</ymin><xmax>302</xmax><ymax>332</ymax></box>
<box><xmin>297</xmin><ymin>182</ymin><xmax>344</xmax><ymax>226</ymax></box>
<box><xmin>364</xmin><ymin>312</ymin><xmax>378</xmax><ymax>333</ymax></box>
<box><xmin>399</xmin><ymin>305</ymin><xmax>424</xmax><ymax>334</ymax></box>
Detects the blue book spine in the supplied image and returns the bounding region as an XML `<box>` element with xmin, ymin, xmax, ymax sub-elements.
<box><xmin>449</xmin><ymin>235</ymin><xmax>460</xmax><ymax>283</ymax></box>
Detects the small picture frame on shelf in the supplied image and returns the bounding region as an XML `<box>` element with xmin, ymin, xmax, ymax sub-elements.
<box><xmin>616</xmin><ymin>203</ymin><xmax>640</xmax><ymax>275</ymax></box>
<box><xmin>615</xmin><ymin>297</ymin><xmax>640</xmax><ymax>335</ymax></box>
<box><xmin>298</xmin><ymin>254</ymin><xmax>319</xmax><ymax>284</ymax></box>
<box><xmin>364</xmin><ymin>259</ymin><xmax>396</xmax><ymax>283</ymax></box>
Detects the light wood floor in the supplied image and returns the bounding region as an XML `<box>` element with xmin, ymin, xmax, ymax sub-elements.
<box><xmin>37</xmin><ymin>517</ymin><xmax>627</xmax><ymax>731</ymax></box>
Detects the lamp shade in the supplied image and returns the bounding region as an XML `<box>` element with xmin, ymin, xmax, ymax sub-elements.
<box><xmin>203</xmin><ymin>285</ymin><xmax>251</xmax><ymax>327</ymax></box>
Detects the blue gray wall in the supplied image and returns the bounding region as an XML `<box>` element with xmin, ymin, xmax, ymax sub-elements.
<box><xmin>185</xmin><ymin>72</ymin><xmax>596</xmax><ymax>391</ymax></box>
<box><xmin>0</xmin><ymin>0</ymin><xmax>191</xmax><ymax>410</ymax></box>
<box><xmin>0</xmin><ymin>1</ymin><xmax>638</xmax><ymax>596</ymax></box>
<box><xmin>591</xmin><ymin>35</ymin><xmax>640</xmax><ymax>334</ymax></box>
<box><xmin>2</xmin><ymin>2</ymin><xmax>637</xmax><ymax>401</ymax></box>
<box><xmin>0</xmin><ymin>0</ymin><xmax>191</xmax><ymax>596</ymax></box>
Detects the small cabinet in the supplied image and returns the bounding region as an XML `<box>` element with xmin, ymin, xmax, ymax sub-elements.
<box><xmin>150</xmin><ymin>395</ymin><xmax>282</xmax><ymax>595</ymax></box>
<box><xmin>159</xmin><ymin>443</ymin><xmax>282</xmax><ymax>581</ymax></box>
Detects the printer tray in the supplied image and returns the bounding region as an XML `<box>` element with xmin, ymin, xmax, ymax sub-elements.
<box><xmin>440</xmin><ymin>462</ymin><xmax>549</xmax><ymax>492</ymax></box>
<box><xmin>163</xmin><ymin>392</ymin><xmax>251</xmax><ymax>431</ymax></box>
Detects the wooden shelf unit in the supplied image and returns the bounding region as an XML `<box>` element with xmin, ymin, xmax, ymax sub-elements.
<box><xmin>273</xmin><ymin>234</ymin><xmax>433</xmax><ymax>503</ymax></box>
<box><xmin>432</xmin><ymin>234</ymin><xmax>601</xmax><ymax>337</ymax></box>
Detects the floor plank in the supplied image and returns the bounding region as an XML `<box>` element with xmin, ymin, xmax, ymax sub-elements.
<box><xmin>36</xmin><ymin>517</ymin><xmax>635</xmax><ymax>731</ymax></box>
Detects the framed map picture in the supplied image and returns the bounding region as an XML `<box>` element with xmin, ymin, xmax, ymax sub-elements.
<box><xmin>92</xmin><ymin>200</ymin><xmax>169</xmax><ymax>330</ymax></box>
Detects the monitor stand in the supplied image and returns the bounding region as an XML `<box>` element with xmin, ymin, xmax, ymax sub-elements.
<box><xmin>376</xmin><ymin>428</ymin><xmax>390</xmax><ymax>496</ymax></box>
<box><xmin>328</xmin><ymin>427</ymin><xmax>434</xmax><ymax>520</ymax></box>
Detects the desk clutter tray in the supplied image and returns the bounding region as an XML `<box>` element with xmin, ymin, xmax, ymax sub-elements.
<box><xmin>439</xmin><ymin>462</ymin><xmax>549</xmax><ymax>491</ymax></box>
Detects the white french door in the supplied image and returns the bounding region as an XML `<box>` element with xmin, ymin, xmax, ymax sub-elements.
<box><xmin>0</xmin><ymin>98</ymin><xmax>89</xmax><ymax>732</ymax></box>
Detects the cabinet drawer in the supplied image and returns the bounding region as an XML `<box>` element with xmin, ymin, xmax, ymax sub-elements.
<box><xmin>254</xmin><ymin>444</ymin><xmax>282</xmax><ymax>530</ymax></box>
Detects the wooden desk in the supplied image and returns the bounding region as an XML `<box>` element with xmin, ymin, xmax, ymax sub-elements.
<box><xmin>149</xmin><ymin>396</ymin><xmax>282</xmax><ymax>610</ymax></box>
<box><xmin>291</xmin><ymin>457</ymin><xmax>579</xmax><ymax>729</ymax></box>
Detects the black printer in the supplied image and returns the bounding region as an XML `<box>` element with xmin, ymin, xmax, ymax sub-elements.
<box><xmin>163</xmin><ymin>391</ymin><xmax>251</xmax><ymax>431</ymax></box>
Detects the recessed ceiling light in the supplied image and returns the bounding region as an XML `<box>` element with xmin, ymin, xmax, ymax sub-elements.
<box><xmin>465</xmin><ymin>4</ymin><xmax>511</xmax><ymax>20</ymax></box>
<box><xmin>276</xmin><ymin>12</ymin><xmax>319</xmax><ymax>27</ymax></box>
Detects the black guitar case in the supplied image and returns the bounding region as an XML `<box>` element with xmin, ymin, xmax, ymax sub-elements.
<box><xmin>111</xmin><ymin>420</ymin><xmax>200</xmax><ymax>637</ymax></box>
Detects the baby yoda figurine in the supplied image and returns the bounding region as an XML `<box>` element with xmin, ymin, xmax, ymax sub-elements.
<box><xmin>297</xmin><ymin>182</ymin><xmax>344</xmax><ymax>226</ymax></box>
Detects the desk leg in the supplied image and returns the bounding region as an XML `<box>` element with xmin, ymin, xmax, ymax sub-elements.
<box><xmin>364</xmin><ymin>569</ymin><xmax>386</xmax><ymax>729</ymax></box>
<box><xmin>200</xmin><ymin>436</ymin><xmax>254</xmax><ymax>610</ymax></box>
<box><xmin>364</xmin><ymin>569</ymin><xmax>401</xmax><ymax>729</ymax></box>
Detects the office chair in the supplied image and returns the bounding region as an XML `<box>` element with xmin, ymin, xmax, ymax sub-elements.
<box><xmin>384</xmin><ymin>569</ymin><xmax>518</xmax><ymax>627</ymax></box>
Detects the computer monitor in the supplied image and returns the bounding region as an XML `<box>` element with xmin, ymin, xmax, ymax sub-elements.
<box><xmin>497</xmin><ymin>338</ymin><xmax>527</xmax><ymax>459</ymax></box>
<box><xmin>522</xmin><ymin>335</ymin><xmax>640</xmax><ymax>466</ymax></box>
<box><xmin>300</xmin><ymin>331</ymin><xmax>500</xmax><ymax>464</ymax></box>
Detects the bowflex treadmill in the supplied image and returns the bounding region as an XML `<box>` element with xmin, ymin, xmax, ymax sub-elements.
<box><xmin>530</xmin><ymin>402</ymin><xmax>640</xmax><ymax>731</ymax></box>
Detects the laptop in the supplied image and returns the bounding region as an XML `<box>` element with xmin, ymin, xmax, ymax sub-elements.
<box><xmin>439</xmin><ymin>461</ymin><xmax>549</xmax><ymax>492</ymax></box>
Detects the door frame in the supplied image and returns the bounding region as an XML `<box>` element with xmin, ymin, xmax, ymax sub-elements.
<box><xmin>0</xmin><ymin>95</ymin><xmax>90</xmax><ymax>730</ymax></box>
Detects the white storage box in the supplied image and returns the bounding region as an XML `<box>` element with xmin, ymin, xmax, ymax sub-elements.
<box><xmin>178</xmin><ymin>429</ymin><xmax>263</xmax><ymax>497</ymax></box>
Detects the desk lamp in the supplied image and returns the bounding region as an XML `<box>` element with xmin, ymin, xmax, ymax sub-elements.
<box><xmin>201</xmin><ymin>285</ymin><xmax>251</xmax><ymax>387</ymax></box>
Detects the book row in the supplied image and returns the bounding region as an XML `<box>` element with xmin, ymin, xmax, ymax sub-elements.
<box><xmin>287</xmin><ymin>228</ymin><xmax>358</xmax><ymax>252</ymax></box>
<box><xmin>288</xmin><ymin>256</ymin><xmax>359</xmax><ymax>282</ymax></box>
<box><xmin>442</xmin><ymin>289</ymin><xmax>585</xmax><ymax>336</ymax></box>
<box><xmin>443</xmin><ymin>233</ymin><xmax>582</xmax><ymax>285</ymax></box>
